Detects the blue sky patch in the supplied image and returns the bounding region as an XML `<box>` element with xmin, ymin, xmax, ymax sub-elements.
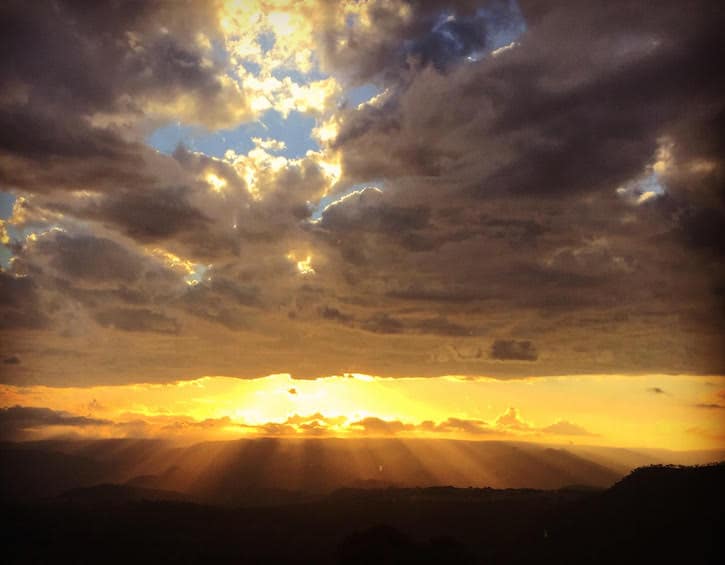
<box><xmin>0</xmin><ymin>191</ymin><xmax>15</xmax><ymax>219</ymax></box>
<box><xmin>257</xmin><ymin>31</ymin><xmax>276</xmax><ymax>53</ymax></box>
<box><xmin>346</xmin><ymin>83</ymin><xmax>381</xmax><ymax>107</ymax></box>
<box><xmin>146</xmin><ymin>109</ymin><xmax>319</xmax><ymax>160</ymax></box>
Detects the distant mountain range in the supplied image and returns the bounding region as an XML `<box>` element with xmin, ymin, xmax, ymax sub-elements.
<box><xmin>1</xmin><ymin>438</ymin><xmax>723</xmax><ymax>506</ymax></box>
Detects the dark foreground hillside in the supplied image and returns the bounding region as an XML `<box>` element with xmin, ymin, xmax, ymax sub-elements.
<box><xmin>1</xmin><ymin>463</ymin><xmax>722</xmax><ymax>564</ymax></box>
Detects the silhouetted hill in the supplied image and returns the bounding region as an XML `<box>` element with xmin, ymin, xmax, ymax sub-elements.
<box><xmin>1</xmin><ymin>462</ymin><xmax>721</xmax><ymax>564</ymax></box>
<box><xmin>56</xmin><ymin>483</ymin><xmax>192</xmax><ymax>505</ymax></box>
<box><xmin>0</xmin><ymin>445</ymin><xmax>109</xmax><ymax>501</ymax></box>
<box><xmin>542</xmin><ymin>463</ymin><xmax>725</xmax><ymax>564</ymax></box>
<box><xmin>609</xmin><ymin>462</ymin><xmax>725</xmax><ymax>497</ymax></box>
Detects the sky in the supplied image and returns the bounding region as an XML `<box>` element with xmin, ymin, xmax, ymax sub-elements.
<box><xmin>0</xmin><ymin>0</ymin><xmax>723</xmax><ymax>449</ymax></box>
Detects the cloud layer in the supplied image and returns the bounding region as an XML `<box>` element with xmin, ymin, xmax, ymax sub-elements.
<box><xmin>0</xmin><ymin>0</ymin><xmax>723</xmax><ymax>385</ymax></box>
<box><xmin>0</xmin><ymin>403</ymin><xmax>592</xmax><ymax>442</ymax></box>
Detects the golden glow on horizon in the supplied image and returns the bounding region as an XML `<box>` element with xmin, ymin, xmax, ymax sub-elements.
<box><xmin>1</xmin><ymin>374</ymin><xmax>723</xmax><ymax>450</ymax></box>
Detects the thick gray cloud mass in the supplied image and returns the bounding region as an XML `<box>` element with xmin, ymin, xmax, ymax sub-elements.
<box><xmin>490</xmin><ymin>340</ymin><xmax>538</xmax><ymax>362</ymax></box>
<box><xmin>0</xmin><ymin>0</ymin><xmax>723</xmax><ymax>385</ymax></box>
<box><xmin>0</xmin><ymin>0</ymin><xmax>247</xmax><ymax>195</ymax></box>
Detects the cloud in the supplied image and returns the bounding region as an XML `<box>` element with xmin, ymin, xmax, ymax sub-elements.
<box><xmin>0</xmin><ymin>0</ymin><xmax>723</xmax><ymax>385</ymax></box>
<box><xmin>490</xmin><ymin>340</ymin><xmax>538</xmax><ymax>362</ymax></box>
<box><xmin>495</xmin><ymin>407</ymin><xmax>530</xmax><ymax>431</ymax></box>
<box><xmin>414</xmin><ymin>317</ymin><xmax>476</xmax><ymax>337</ymax></box>
<box><xmin>80</xmin><ymin>186</ymin><xmax>211</xmax><ymax>244</ymax></box>
<box><xmin>94</xmin><ymin>308</ymin><xmax>180</xmax><ymax>335</ymax></box>
<box><xmin>230</xmin><ymin>413</ymin><xmax>351</xmax><ymax>437</ymax></box>
<box><xmin>0</xmin><ymin>1</ymin><xmax>250</xmax><ymax>125</ymax></box>
<box><xmin>321</xmin><ymin>0</ymin><xmax>724</xmax><ymax>372</ymax></box>
<box><xmin>361</xmin><ymin>313</ymin><xmax>405</xmax><ymax>335</ymax></box>
<box><xmin>319</xmin><ymin>306</ymin><xmax>354</xmax><ymax>325</ymax></box>
<box><xmin>0</xmin><ymin>228</ymin><xmax>192</xmax><ymax>340</ymax></box>
<box><xmin>648</xmin><ymin>387</ymin><xmax>666</xmax><ymax>395</ymax></box>
<box><xmin>318</xmin><ymin>306</ymin><xmax>475</xmax><ymax>338</ymax></box>
<box><xmin>0</xmin><ymin>405</ymin><xmax>111</xmax><ymax>441</ymax></box>
<box><xmin>0</xmin><ymin>1</ymin><xmax>257</xmax><ymax>210</ymax></box>
<box><xmin>0</xmin><ymin>271</ymin><xmax>50</xmax><ymax>330</ymax></box>
<box><xmin>350</xmin><ymin>417</ymin><xmax>413</xmax><ymax>435</ymax></box>
<box><xmin>160</xmin><ymin>415</ymin><xmax>235</xmax><ymax>432</ymax></box>
<box><xmin>33</xmin><ymin>233</ymin><xmax>145</xmax><ymax>283</ymax></box>
<box><xmin>494</xmin><ymin>408</ymin><xmax>595</xmax><ymax>437</ymax></box>
<box><xmin>319</xmin><ymin>187</ymin><xmax>430</xmax><ymax>236</ymax></box>
<box><xmin>420</xmin><ymin>417</ymin><xmax>493</xmax><ymax>435</ymax></box>
<box><xmin>3</xmin><ymin>356</ymin><xmax>20</xmax><ymax>364</ymax></box>
<box><xmin>319</xmin><ymin>0</ymin><xmax>525</xmax><ymax>82</ymax></box>
<box><xmin>542</xmin><ymin>420</ymin><xmax>596</xmax><ymax>436</ymax></box>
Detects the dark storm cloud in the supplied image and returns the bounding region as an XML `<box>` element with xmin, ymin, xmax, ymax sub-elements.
<box><xmin>361</xmin><ymin>313</ymin><xmax>406</xmax><ymax>334</ymax></box>
<box><xmin>176</xmin><ymin>275</ymin><xmax>264</xmax><ymax>331</ymax></box>
<box><xmin>387</xmin><ymin>285</ymin><xmax>487</xmax><ymax>304</ymax></box>
<box><xmin>0</xmin><ymin>228</ymin><xmax>195</xmax><ymax>346</ymax></box>
<box><xmin>315</xmin><ymin>0</ymin><xmax>725</xmax><ymax>376</ymax></box>
<box><xmin>34</xmin><ymin>234</ymin><xmax>144</xmax><ymax>283</ymax></box>
<box><xmin>94</xmin><ymin>308</ymin><xmax>180</xmax><ymax>335</ymax></box>
<box><xmin>317</xmin><ymin>304</ymin><xmax>476</xmax><ymax>337</ymax></box>
<box><xmin>0</xmin><ymin>0</ymin><xmax>249</xmax><ymax>195</ymax></box>
<box><xmin>329</xmin><ymin>0</ymin><xmax>725</xmax><ymax>228</ymax></box>
<box><xmin>319</xmin><ymin>188</ymin><xmax>430</xmax><ymax>235</ymax></box>
<box><xmin>414</xmin><ymin>317</ymin><xmax>475</xmax><ymax>337</ymax></box>
<box><xmin>677</xmin><ymin>207</ymin><xmax>725</xmax><ymax>257</ymax></box>
<box><xmin>196</xmin><ymin>277</ymin><xmax>261</xmax><ymax>308</ymax></box>
<box><xmin>335</xmin><ymin>4</ymin><xmax>724</xmax><ymax>195</ymax></box>
<box><xmin>0</xmin><ymin>271</ymin><xmax>50</xmax><ymax>330</ymax></box>
<box><xmin>320</xmin><ymin>305</ymin><xmax>354</xmax><ymax>324</ymax></box>
<box><xmin>81</xmin><ymin>187</ymin><xmax>211</xmax><ymax>243</ymax></box>
<box><xmin>179</xmin><ymin>300</ymin><xmax>251</xmax><ymax>331</ymax></box>
<box><xmin>478</xmin><ymin>215</ymin><xmax>548</xmax><ymax>246</ymax></box>
<box><xmin>490</xmin><ymin>340</ymin><xmax>538</xmax><ymax>362</ymax></box>
<box><xmin>404</xmin><ymin>11</ymin><xmax>489</xmax><ymax>71</ymax></box>
<box><xmin>0</xmin><ymin>0</ymin><xmax>236</xmax><ymax>116</ymax></box>
<box><xmin>321</xmin><ymin>0</ymin><xmax>524</xmax><ymax>83</ymax></box>
<box><xmin>0</xmin><ymin>109</ymin><xmax>143</xmax><ymax>164</ymax></box>
<box><xmin>0</xmin><ymin>272</ymin><xmax>38</xmax><ymax>308</ymax></box>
